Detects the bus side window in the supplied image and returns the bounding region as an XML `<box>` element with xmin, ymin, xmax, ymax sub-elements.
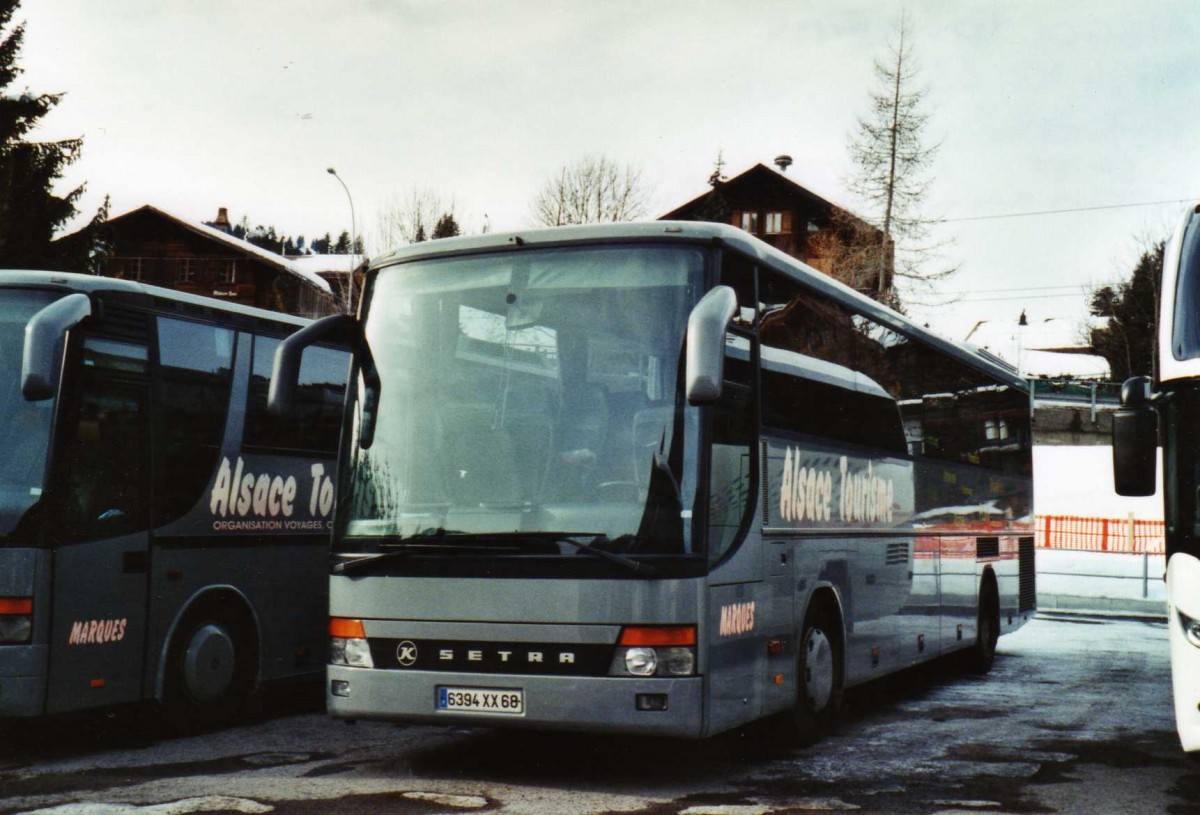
<box><xmin>59</xmin><ymin>337</ymin><xmax>150</xmax><ymax>541</ymax></box>
<box><xmin>719</xmin><ymin>252</ymin><xmax>757</xmax><ymax>328</ymax></box>
<box><xmin>156</xmin><ymin>318</ymin><xmax>235</xmax><ymax>525</ymax></box>
<box><xmin>708</xmin><ymin>333</ymin><xmax>755</xmax><ymax>563</ymax></box>
<box><xmin>245</xmin><ymin>336</ymin><xmax>349</xmax><ymax>454</ymax></box>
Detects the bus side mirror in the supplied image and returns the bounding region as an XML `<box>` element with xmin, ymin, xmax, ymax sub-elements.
<box><xmin>685</xmin><ymin>285</ymin><xmax>738</xmax><ymax>404</ymax></box>
<box><xmin>22</xmin><ymin>293</ymin><xmax>92</xmax><ymax>401</ymax></box>
<box><xmin>269</xmin><ymin>313</ymin><xmax>359</xmax><ymax>415</ymax></box>
<box><xmin>1112</xmin><ymin>375</ymin><xmax>1158</xmax><ymax>497</ymax></box>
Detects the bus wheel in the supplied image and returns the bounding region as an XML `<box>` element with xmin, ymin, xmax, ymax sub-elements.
<box><xmin>788</xmin><ymin>602</ymin><xmax>843</xmax><ymax>746</ymax></box>
<box><xmin>964</xmin><ymin>575</ymin><xmax>1000</xmax><ymax>674</ymax></box>
<box><xmin>163</xmin><ymin>604</ymin><xmax>255</xmax><ymax>729</ymax></box>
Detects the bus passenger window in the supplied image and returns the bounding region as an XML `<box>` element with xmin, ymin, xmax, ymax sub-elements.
<box><xmin>708</xmin><ymin>333</ymin><xmax>755</xmax><ymax>563</ymax></box>
<box><xmin>719</xmin><ymin>252</ymin><xmax>757</xmax><ymax>329</ymax></box>
<box><xmin>156</xmin><ymin>318</ymin><xmax>234</xmax><ymax>525</ymax></box>
<box><xmin>245</xmin><ymin>336</ymin><xmax>349</xmax><ymax>454</ymax></box>
<box><xmin>59</xmin><ymin>338</ymin><xmax>149</xmax><ymax>541</ymax></box>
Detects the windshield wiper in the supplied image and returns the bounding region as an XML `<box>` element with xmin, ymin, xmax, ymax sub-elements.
<box><xmin>332</xmin><ymin>541</ymin><xmax>478</xmax><ymax>574</ymax></box>
<box><xmin>333</xmin><ymin>529</ymin><xmax>659</xmax><ymax>576</ymax></box>
<box><xmin>479</xmin><ymin>531</ymin><xmax>660</xmax><ymax>576</ymax></box>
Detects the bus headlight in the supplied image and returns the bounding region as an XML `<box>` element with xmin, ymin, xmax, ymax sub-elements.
<box><xmin>329</xmin><ymin>617</ymin><xmax>374</xmax><ymax>669</ymax></box>
<box><xmin>625</xmin><ymin>647</ymin><xmax>658</xmax><ymax>676</ymax></box>
<box><xmin>613</xmin><ymin>625</ymin><xmax>696</xmax><ymax>677</ymax></box>
<box><xmin>1181</xmin><ymin>612</ymin><xmax>1200</xmax><ymax>649</ymax></box>
<box><xmin>0</xmin><ymin>597</ymin><xmax>32</xmax><ymax>644</ymax></box>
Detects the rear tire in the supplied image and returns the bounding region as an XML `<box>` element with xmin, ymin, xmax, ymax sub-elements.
<box><xmin>964</xmin><ymin>576</ymin><xmax>1000</xmax><ymax>674</ymax></box>
<box><xmin>162</xmin><ymin>602</ymin><xmax>255</xmax><ymax>730</ymax></box>
<box><xmin>787</xmin><ymin>601</ymin><xmax>844</xmax><ymax>746</ymax></box>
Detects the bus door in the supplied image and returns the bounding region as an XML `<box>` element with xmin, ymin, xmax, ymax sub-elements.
<box><xmin>704</xmin><ymin>329</ymin><xmax>766</xmax><ymax>733</ymax></box>
<box><xmin>45</xmin><ymin>335</ymin><xmax>151</xmax><ymax>713</ymax></box>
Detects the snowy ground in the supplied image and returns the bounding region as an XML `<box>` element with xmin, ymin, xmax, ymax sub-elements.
<box><xmin>1034</xmin><ymin>445</ymin><xmax>1167</xmax><ymax>616</ymax></box>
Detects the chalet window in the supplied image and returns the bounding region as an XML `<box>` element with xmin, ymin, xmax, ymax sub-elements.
<box><xmin>739</xmin><ymin>211</ymin><xmax>758</xmax><ymax>233</ymax></box>
<box><xmin>175</xmin><ymin>260</ymin><xmax>196</xmax><ymax>283</ymax></box>
<box><xmin>765</xmin><ymin>212</ymin><xmax>784</xmax><ymax>234</ymax></box>
<box><xmin>114</xmin><ymin>259</ymin><xmax>142</xmax><ymax>281</ymax></box>
<box><xmin>985</xmin><ymin>418</ymin><xmax>1010</xmax><ymax>441</ymax></box>
<box><xmin>216</xmin><ymin>261</ymin><xmax>237</xmax><ymax>285</ymax></box>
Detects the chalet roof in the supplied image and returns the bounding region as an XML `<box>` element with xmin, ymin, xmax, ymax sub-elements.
<box><xmin>107</xmin><ymin>205</ymin><xmax>333</xmax><ymax>295</ymax></box>
<box><xmin>660</xmin><ymin>162</ymin><xmax>873</xmax><ymax>229</ymax></box>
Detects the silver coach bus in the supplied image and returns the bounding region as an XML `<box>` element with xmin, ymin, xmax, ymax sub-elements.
<box><xmin>0</xmin><ymin>271</ymin><xmax>347</xmax><ymax>723</ymax></box>
<box><xmin>272</xmin><ymin>222</ymin><xmax>1035</xmax><ymax>741</ymax></box>
<box><xmin>1114</xmin><ymin>201</ymin><xmax>1200</xmax><ymax>751</ymax></box>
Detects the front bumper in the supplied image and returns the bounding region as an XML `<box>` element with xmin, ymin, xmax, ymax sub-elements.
<box><xmin>327</xmin><ymin>665</ymin><xmax>705</xmax><ymax>738</ymax></box>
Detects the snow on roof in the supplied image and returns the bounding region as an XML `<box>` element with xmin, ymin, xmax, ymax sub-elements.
<box><xmin>963</xmin><ymin>315</ymin><xmax>1108</xmax><ymax>379</ymax></box>
<box><xmin>288</xmin><ymin>254</ymin><xmax>365</xmax><ymax>276</ymax></box>
<box><xmin>128</xmin><ymin>206</ymin><xmax>333</xmax><ymax>295</ymax></box>
<box><xmin>1020</xmin><ymin>349</ymin><xmax>1109</xmax><ymax>378</ymax></box>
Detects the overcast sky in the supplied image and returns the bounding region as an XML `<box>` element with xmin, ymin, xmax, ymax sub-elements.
<box><xmin>17</xmin><ymin>1</ymin><xmax>1200</xmax><ymax>342</ymax></box>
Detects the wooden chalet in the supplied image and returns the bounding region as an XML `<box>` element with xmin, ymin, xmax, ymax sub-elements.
<box><xmin>57</xmin><ymin>205</ymin><xmax>339</xmax><ymax>319</ymax></box>
<box><xmin>661</xmin><ymin>159</ymin><xmax>892</xmax><ymax>298</ymax></box>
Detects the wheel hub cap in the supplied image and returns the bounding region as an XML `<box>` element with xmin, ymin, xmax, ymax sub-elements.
<box><xmin>183</xmin><ymin>623</ymin><xmax>235</xmax><ymax>703</ymax></box>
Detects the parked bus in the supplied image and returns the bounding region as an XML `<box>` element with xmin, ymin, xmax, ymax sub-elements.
<box><xmin>1114</xmin><ymin>201</ymin><xmax>1200</xmax><ymax>751</ymax></box>
<box><xmin>0</xmin><ymin>271</ymin><xmax>348</xmax><ymax>723</ymax></box>
<box><xmin>272</xmin><ymin>222</ymin><xmax>1035</xmax><ymax>740</ymax></box>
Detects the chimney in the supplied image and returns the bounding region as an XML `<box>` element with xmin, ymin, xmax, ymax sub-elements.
<box><xmin>774</xmin><ymin>154</ymin><xmax>793</xmax><ymax>172</ymax></box>
<box><xmin>212</xmin><ymin>207</ymin><xmax>232</xmax><ymax>234</ymax></box>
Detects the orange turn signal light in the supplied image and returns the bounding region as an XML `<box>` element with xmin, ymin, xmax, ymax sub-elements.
<box><xmin>329</xmin><ymin>618</ymin><xmax>366</xmax><ymax>639</ymax></box>
<box><xmin>618</xmin><ymin>625</ymin><xmax>696</xmax><ymax>647</ymax></box>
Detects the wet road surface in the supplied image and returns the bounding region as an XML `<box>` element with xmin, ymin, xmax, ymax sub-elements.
<box><xmin>0</xmin><ymin>613</ymin><xmax>1194</xmax><ymax>814</ymax></box>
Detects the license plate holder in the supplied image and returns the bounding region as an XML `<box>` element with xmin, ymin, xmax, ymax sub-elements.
<box><xmin>436</xmin><ymin>686</ymin><xmax>525</xmax><ymax>715</ymax></box>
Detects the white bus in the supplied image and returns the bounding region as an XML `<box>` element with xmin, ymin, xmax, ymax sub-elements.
<box><xmin>273</xmin><ymin>222</ymin><xmax>1035</xmax><ymax>741</ymax></box>
<box><xmin>1114</xmin><ymin>202</ymin><xmax>1200</xmax><ymax>751</ymax></box>
<box><xmin>0</xmin><ymin>271</ymin><xmax>347</xmax><ymax>724</ymax></box>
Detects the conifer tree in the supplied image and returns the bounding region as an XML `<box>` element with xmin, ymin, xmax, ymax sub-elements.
<box><xmin>0</xmin><ymin>0</ymin><xmax>97</xmax><ymax>268</ymax></box>
<box><xmin>1089</xmin><ymin>242</ymin><xmax>1164</xmax><ymax>382</ymax></box>
<box><xmin>431</xmin><ymin>212</ymin><xmax>461</xmax><ymax>240</ymax></box>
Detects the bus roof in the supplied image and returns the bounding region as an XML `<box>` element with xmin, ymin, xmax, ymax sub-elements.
<box><xmin>0</xmin><ymin>269</ymin><xmax>311</xmax><ymax>329</ymax></box>
<box><xmin>368</xmin><ymin>221</ymin><xmax>1028</xmax><ymax>393</ymax></box>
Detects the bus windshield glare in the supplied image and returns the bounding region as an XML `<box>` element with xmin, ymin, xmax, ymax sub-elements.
<box><xmin>0</xmin><ymin>289</ymin><xmax>64</xmax><ymax>541</ymax></box>
<box><xmin>339</xmin><ymin>245</ymin><xmax>705</xmax><ymax>559</ymax></box>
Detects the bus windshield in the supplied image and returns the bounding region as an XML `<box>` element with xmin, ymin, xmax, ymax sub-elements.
<box><xmin>0</xmin><ymin>289</ymin><xmax>65</xmax><ymax>541</ymax></box>
<box><xmin>338</xmin><ymin>244</ymin><xmax>705</xmax><ymax>561</ymax></box>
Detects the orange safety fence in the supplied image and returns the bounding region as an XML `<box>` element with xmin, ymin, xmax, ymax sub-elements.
<box><xmin>1036</xmin><ymin>514</ymin><xmax>1165</xmax><ymax>554</ymax></box>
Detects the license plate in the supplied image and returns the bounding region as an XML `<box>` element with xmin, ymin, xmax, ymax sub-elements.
<box><xmin>437</xmin><ymin>686</ymin><xmax>525</xmax><ymax>715</ymax></box>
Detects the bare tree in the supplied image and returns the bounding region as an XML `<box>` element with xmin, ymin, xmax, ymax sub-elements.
<box><xmin>530</xmin><ymin>155</ymin><xmax>652</xmax><ymax>226</ymax></box>
<box><xmin>847</xmin><ymin>12</ymin><xmax>952</xmax><ymax>308</ymax></box>
<box><xmin>373</xmin><ymin>188</ymin><xmax>459</xmax><ymax>252</ymax></box>
<box><xmin>807</xmin><ymin>208</ymin><xmax>894</xmax><ymax>297</ymax></box>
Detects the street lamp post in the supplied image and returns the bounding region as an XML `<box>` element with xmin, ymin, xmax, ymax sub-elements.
<box><xmin>326</xmin><ymin>167</ymin><xmax>357</xmax><ymax>311</ymax></box>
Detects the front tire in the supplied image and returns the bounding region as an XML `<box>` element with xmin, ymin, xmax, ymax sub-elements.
<box><xmin>787</xmin><ymin>602</ymin><xmax>844</xmax><ymax>746</ymax></box>
<box><xmin>163</xmin><ymin>603</ymin><xmax>255</xmax><ymax>730</ymax></box>
<box><xmin>964</xmin><ymin>576</ymin><xmax>1000</xmax><ymax>674</ymax></box>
